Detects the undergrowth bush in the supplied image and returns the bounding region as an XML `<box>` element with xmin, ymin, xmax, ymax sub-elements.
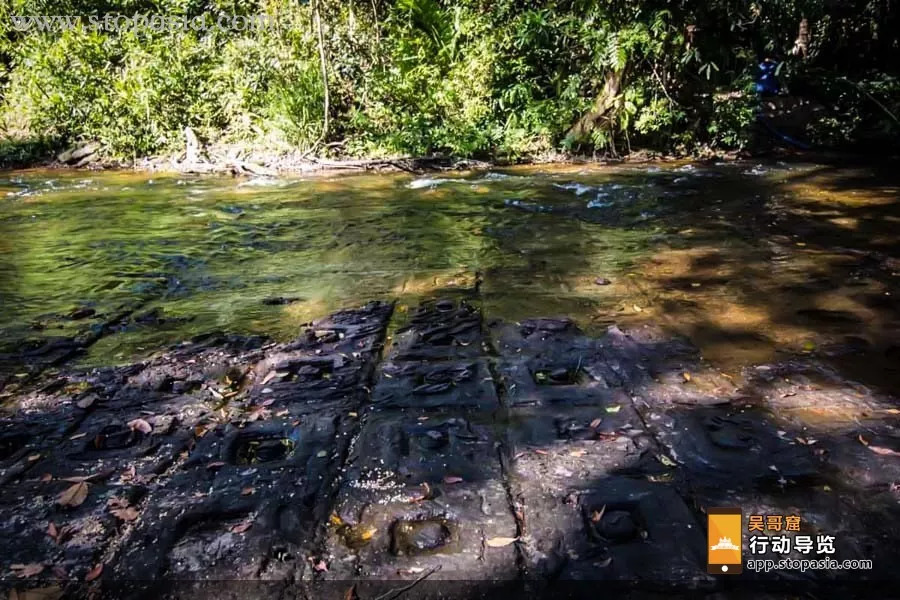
<box><xmin>0</xmin><ymin>0</ymin><xmax>897</xmax><ymax>161</ymax></box>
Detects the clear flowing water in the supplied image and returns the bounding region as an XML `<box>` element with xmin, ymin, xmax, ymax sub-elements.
<box><xmin>1</xmin><ymin>160</ymin><xmax>899</xmax><ymax>393</ymax></box>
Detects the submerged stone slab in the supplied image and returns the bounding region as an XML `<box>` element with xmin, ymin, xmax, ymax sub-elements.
<box><xmin>243</xmin><ymin>301</ymin><xmax>393</xmax><ymax>415</ymax></box>
<box><xmin>372</xmin><ymin>359</ymin><xmax>499</xmax><ymax>410</ymax></box>
<box><xmin>387</xmin><ymin>298</ymin><xmax>484</xmax><ymax>361</ymax></box>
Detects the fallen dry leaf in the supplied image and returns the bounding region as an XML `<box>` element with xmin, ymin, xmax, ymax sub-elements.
<box><xmin>120</xmin><ymin>465</ymin><xmax>136</xmax><ymax>482</ymax></box>
<box><xmin>569</xmin><ymin>449</ymin><xmax>586</xmax><ymax>457</ymax></box>
<box><xmin>589</xmin><ymin>418</ymin><xmax>603</xmax><ymax>429</ymax></box>
<box><xmin>231</xmin><ymin>521</ymin><xmax>253</xmax><ymax>534</ymax></box>
<box><xmin>127</xmin><ymin>419</ymin><xmax>152</xmax><ymax>434</ymax></box>
<box><xmin>408</xmin><ymin>482</ymin><xmax>431</xmax><ymax>503</ymax></box>
<box><xmin>485</xmin><ymin>537</ymin><xmax>518</xmax><ymax>548</ymax></box>
<box><xmin>84</xmin><ymin>563</ymin><xmax>103</xmax><ymax>582</ymax></box>
<box><xmin>859</xmin><ymin>434</ymin><xmax>870</xmax><ymax>446</ymax></box>
<box><xmin>443</xmin><ymin>476</ymin><xmax>464</xmax><ymax>484</ymax></box>
<box><xmin>682</xmin><ymin>372</ymin><xmax>692</xmax><ymax>382</ymax></box>
<box><xmin>106</xmin><ymin>496</ymin><xmax>129</xmax><ymax>509</ymax></box>
<box><xmin>57</xmin><ymin>481</ymin><xmax>88</xmax><ymax>507</ymax></box>
<box><xmin>312</xmin><ymin>559</ymin><xmax>328</xmax><ymax>572</ymax></box>
<box><xmin>47</xmin><ymin>522</ymin><xmax>58</xmax><ymax>541</ymax></box>
<box><xmin>40</xmin><ymin>473</ymin><xmax>53</xmax><ymax>482</ymax></box>
<box><xmin>206</xmin><ymin>461</ymin><xmax>226</xmax><ymax>470</ymax></box>
<box><xmin>868</xmin><ymin>445</ymin><xmax>900</xmax><ymax>457</ymax></box>
<box><xmin>241</xmin><ymin>487</ymin><xmax>255</xmax><ymax>496</ymax></box>
<box><xmin>10</xmin><ymin>563</ymin><xmax>45</xmax><ymax>578</ymax></box>
<box><xmin>534</xmin><ymin>449</ymin><xmax>549</xmax><ymax>455</ymax></box>
<box><xmin>591</xmin><ymin>504</ymin><xmax>607</xmax><ymax>523</ymax></box>
<box><xmin>111</xmin><ymin>507</ymin><xmax>139</xmax><ymax>522</ymax></box>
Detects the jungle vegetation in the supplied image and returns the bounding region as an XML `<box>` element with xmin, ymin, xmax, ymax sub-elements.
<box><xmin>0</xmin><ymin>0</ymin><xmax>898</xmax><ymax>166</ymax></box>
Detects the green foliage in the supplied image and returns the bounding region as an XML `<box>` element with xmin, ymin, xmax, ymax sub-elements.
<box><xmin>1</xmin><ymin>0</ymin><xmax>898</xmax><ymax>161</ymax></box>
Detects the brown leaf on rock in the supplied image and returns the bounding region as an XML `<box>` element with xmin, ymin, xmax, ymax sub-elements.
<box><xmin>868</xmin><ymin>445</ymin><xmax>900</xmax><ymax>457</ymax></box>
<box><xmin>10</xmin><ymin>563</ymin><xmax>45</xmax><ymax>578</ymax></box>
<box><xmin>84</xmin><ymin>563</ymin><xmax>103</xmax><ymax>582</ymax></box>
<box><xmin>120</xmin><ymin>465</ymin><xmax>136</xmax><ymax>482</ymax></box>
<box><xmin>76</xmin><ymin>395</ymin><xmax>96</xmax><ymax>409</ymax></box>
<box><xmin>485</xmin><ymin>537</ymin><xmax>518</xmax><ymax>548</ymax></box>
<box><xmin>231</xmin><ymin>521</ymin><xmax>253</xmax><ymax>534</ymax></box>
<box><xmin>57</xmin><ymin>481</ymin><xmax>88</xmax><ymax>507</ymax></box>
<box><xmin>127</xmin><ymin>419</ymin><xmax>152</xmax><ymax>434</ymax></box>
<box><xmin>111</xmin><ymin>507</ymin><xmax>139</xmax><ymax>522</ymax></box>
<box><xmin>106</xmin><ymin>496</ymin><xmax>129</xmax><ymax>509</ymax></box>
<box><xmin>591</xmin><ymin>504</ymin><xmax>607</xmax><ymax>523</ymax></box>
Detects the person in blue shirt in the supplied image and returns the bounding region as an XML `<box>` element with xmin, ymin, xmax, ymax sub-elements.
<box><xmin>755</xmin><ymin>58</ymin><xmax>781</xmax><ymax>96</ymax></box>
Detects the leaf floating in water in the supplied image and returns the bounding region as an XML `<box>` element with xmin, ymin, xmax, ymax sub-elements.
<box><xmin>57</xmin><ymin>482</ymin><xmax>88</xmax><ymax>507</ymax></box>
<box><xmin>443</xmin><ymin>475</ymin><xmax>464</xmax><ymax>484</ymax></box>
<box><xmin>485</xmin><ymin>537</ymin><xmax>518</xmax><ymax>548</ymax></box>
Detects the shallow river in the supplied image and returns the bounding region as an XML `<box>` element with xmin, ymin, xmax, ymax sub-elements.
<box><xmin>1</xmin><ymin>159</ymin><xmax>898</xmax><ymax>393</ymax></box>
